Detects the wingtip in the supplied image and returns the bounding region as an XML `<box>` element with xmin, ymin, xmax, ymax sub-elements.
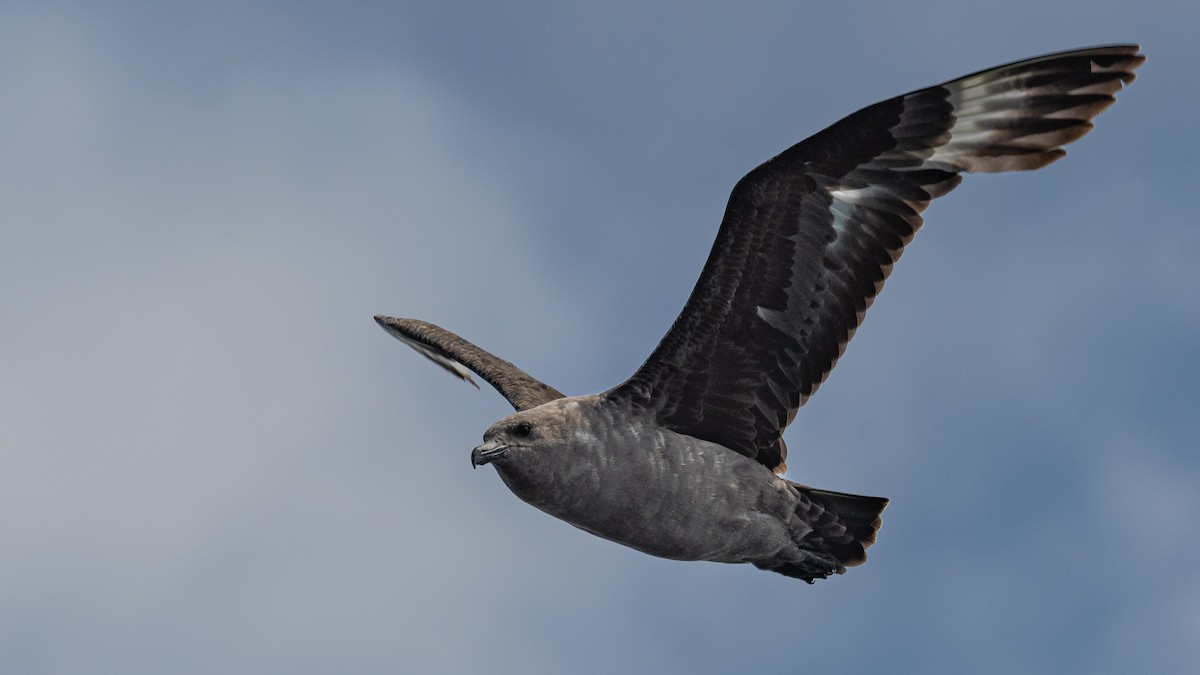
<box><xmin>373</xmin><ymin>314</ymin><xmax>482</xmax><ymax>389</ymax></box>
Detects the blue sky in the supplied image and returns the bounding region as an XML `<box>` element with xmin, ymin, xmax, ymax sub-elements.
<box><xmin>2</xmin><ymin>2</ymin><xmax>1197</xmax><ymax>673</ymax></box>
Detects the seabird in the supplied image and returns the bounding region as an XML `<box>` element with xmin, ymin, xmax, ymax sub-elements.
<box><xmin>376</xmin><ymin>45</ymin><xmax>1143</xmax><ymax>582</ymax></box>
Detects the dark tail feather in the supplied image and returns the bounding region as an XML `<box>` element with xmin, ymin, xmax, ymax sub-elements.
<box><xmin>805</xmin><ymin>487</ymin><xmax>889</xmax><ymax>565</ymax></box>
<box><xmin>768</xmin><ymin>484</ymin><xmax>889</xmax><ymax>583</ymax></box>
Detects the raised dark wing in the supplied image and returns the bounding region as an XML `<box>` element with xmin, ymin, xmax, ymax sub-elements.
<box><xmin>608</xmin><ymin>45</ymin><xmax>1144</xmax><ymax>473</ymax></box>
<box><xmin>375</xmin><ymin>316</ymin><xmax>564</xmax><ymax>411</ymax></box>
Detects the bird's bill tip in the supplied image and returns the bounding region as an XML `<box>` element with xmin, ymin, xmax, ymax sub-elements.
<box><xmin>471</xmin><ymin>441</ymin><xmax>509</xmax><ymax>468</ymax></box>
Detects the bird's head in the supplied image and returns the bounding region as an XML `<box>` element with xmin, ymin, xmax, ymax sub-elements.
<box><xmin>471</xmin><ymin>401</ymin><xmax>567</xmax><ymax>468</ymax></box>
<box><xmin>471</xmin><ymin>414</ymin><xmax>536</xmax><ymax>468</ymax></box>
<box><xmin>470</xmin><ymin>396</ymin><xmax>602</xmax><ymax>471</ymax></box>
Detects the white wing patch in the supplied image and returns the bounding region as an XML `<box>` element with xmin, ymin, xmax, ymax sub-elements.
<box><xmin>828</xmin><ymin>187</ymin><xmax>873</xmax><ymax>238</ymax></box>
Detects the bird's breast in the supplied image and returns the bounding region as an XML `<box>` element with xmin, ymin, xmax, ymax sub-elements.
<box><xmin>494</xmin><ymin>425</ymin><xmax>794</xmax><ymax>562</ymax></box>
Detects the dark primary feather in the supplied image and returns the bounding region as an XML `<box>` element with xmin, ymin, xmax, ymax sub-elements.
<box><xmin>374</xmin><ymin>316</ymin><xmax>564</xmax><ymax>411</ymax></box>
<box><xmin>608</xmin><ymin>45</ymin><xmax>1143</xmax><ymax>473</ymax></box>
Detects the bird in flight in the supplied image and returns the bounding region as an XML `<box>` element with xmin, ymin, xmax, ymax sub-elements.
<box><xmin>377</xmin><ymin>45</ymin><xmax>1143</xmax><ymax>582</ymax></box>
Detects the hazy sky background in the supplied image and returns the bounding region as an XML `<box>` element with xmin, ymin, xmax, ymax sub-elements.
<box><xmin>3</xmin><ymin>2</ymin><xmax>1197</xmax><ymax>673</ymax></box>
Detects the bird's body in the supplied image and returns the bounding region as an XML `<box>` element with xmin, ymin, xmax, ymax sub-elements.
<box><xmin>473</xmin><ymin>396</ymin><xmax>883</xmax><ymax>579</ymax></box>
<box><xmin>485</xmin><ymin>397</ymin><xmax>785</xmax><ymax>564</ymax></box>
<box><xmin>377</xmin><ymin>46</ymin><xmax>1143</xmax><ymax>582</ymax></box>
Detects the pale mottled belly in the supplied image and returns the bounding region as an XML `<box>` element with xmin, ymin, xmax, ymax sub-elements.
<box><xmin>498</xmin><ymin>433</ymin><xmax>794</xmax><ymax>563</ymax></box>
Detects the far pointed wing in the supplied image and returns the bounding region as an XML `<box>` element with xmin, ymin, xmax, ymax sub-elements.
<box><xmin>607</xmin><ymin>45</ymin><xmax>1144</xmax><ymax>473</ymax></box>
<box><xmin>375</xmin><ymin>316</ymin><xmax>564</xmax><ymax>411</ymax></box>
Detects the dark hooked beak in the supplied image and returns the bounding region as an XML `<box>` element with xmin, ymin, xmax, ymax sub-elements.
<box><xmin>471</xmin><ymin>440</ymin><xmax>509</xmax><ymax>468</ymax></box>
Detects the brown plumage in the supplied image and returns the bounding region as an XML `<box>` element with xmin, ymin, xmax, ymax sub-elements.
<box><xmin>377</xmin><ymin>46</ymin><xmax>1143</xmax><ymax>581</ymax></box>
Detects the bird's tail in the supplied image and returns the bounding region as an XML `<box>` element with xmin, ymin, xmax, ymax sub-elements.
<box><xmin>767</xmin><ymin>484</ymin><xmax>889</xmax><ymax>583</ymax></box>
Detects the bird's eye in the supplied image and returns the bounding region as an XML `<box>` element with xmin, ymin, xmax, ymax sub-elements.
<box><xmin>513</xmin><ymin>422</ymin><xmax>532</xmax><ymax>438</ymax></box>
